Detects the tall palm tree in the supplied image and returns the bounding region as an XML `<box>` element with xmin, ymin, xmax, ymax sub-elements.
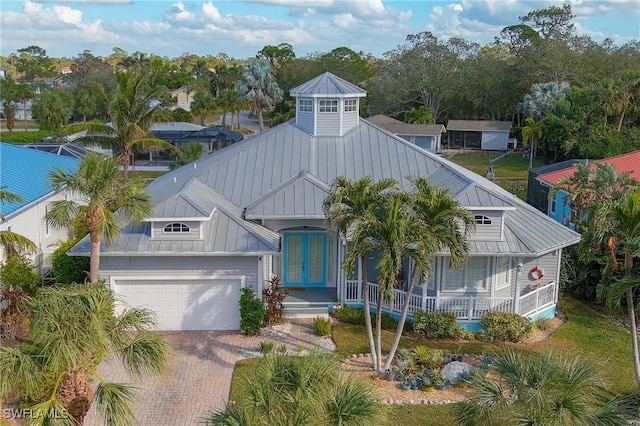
<box><xmin>518</xmin><ymin>81</ymin><xmax>571</xmax><ymax>121</ymax></box>
<box><xmin>382</xmin><ymin>177</ymin><xmax>474</xmax><ymax>371</ymax></box>
<box><xmin>616</xmin><ymin>70</ymin><xmax>640</xmax><ymax>131</ymax></box>
<box><xmin>404</xmin><ymin>106</ymin><xmax>435</xmax><ymax>124</ymax></box>
<box><xmin>65</xmin><ymin>71</ymin><xmax>178</xmax><ymax>181</ymax></box>
<box><xmin>0</xmin><ymin>186</ymin><xmax>37</xmax><ymax>259</ymax></box>
<box><xmin>455</xmin><ymin>350</ymin><xmax>638</xmax><ymax>425</ymax></box>
<box><xmin>605</xmin><ymin>190</ymin><xmax>640</xmax><ymax>388</ymax></box>
<box><xmin>236</xmin><ymin>58</ymin><xmax>283</xmax><ymax>132</ymax></box>
<box><xmin>522</xmin><ymin>117</ymin><xmax>545</xmax><ymax>169</ymax></box>
<box><xmin>190</xmin><ymin>92</ymin><xmax>218</xmax><ymax>126</ymax></box>
<box><xmin>324</xmin><ymin>176</ymin><xmax>399</xmax><ymax>370</ymax></box>
<box><xmin>0</xmin><ymin>283</ymin><xmax>168</xmax><ymax>425</ymax></box>
<box><xmin>46</xmin><ymin>153</ymin><xmax>152</xmax><ymax>283</ymax></box>
<box><xmin>75</xmin><ymin>87</ymin><xmax>97</xmax><ymax>122</ymax></box>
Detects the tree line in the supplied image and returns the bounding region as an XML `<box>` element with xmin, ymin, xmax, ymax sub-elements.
<box><xmin>1</xmin><ymin>4</ymin><xmax>639</xmax><ymax>161</ymax></box>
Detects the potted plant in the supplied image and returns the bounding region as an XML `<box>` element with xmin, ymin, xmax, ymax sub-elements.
<box><xmin>402</xmin><ymin>375</ymin><xmax>413</xmax><ymax>391</ymax></box>
<box><xmin>384</xmin><ymin>368</ymin><xmax>396</xmax><ymax>381</ymax></box>
<box><xmin>421</xmin><ymin>377</ymin><xmax>434</xmax><ymax>392</ymax></box>
<box><xmin>396</xmin><ymin>348</ymin><xmax>412</xmax><ymax>369</ymax></box>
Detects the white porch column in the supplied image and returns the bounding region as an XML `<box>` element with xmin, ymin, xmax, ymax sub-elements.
<box><xmin>514</xmin><ymin>260</ymin><xmax>522</xmax><ymax>314</ymax></box>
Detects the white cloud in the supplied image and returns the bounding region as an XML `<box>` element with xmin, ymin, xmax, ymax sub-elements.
<box><xmin>332</xmin><ymin>13</ymin><xmax>357</xmax><ymax>29</ymax></box>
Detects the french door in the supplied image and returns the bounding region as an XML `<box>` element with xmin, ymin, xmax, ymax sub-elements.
<box><xmin>283</xmin><ymin>232</ymin><xmax>326</xmax><ymax>288</ymax></box>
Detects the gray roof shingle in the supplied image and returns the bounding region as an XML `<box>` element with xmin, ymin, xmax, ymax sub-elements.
<box><xmin>447</xmin><ymin>120</ymin><xmax>512</xmax><ymax>132</ymax></box>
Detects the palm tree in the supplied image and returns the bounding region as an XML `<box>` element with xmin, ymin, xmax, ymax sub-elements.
<box><xmin>324</xmin><ymin>176</ymin><xmax>399</xmax><ymax>370</ymax></box>
<box><xmin>0</xmin><ymin>283</ymin><xmax>168</xmax><ymax>425</ymax></box>
<box><xmin>0</xmin><ymin>186</ymin><xmax>37</xmax><ymax>259</ymax></box>
<box><xmin>46</xmin><ymin>153</ymin><xmax>152</xmax><ymax>283</ymax></box>
<box><xmin>522</xmin><ymin>117</ymin><xmax>545</xmax><ymax>169</ymax></box>
<box><xmin>404</xmin><ymin>106</ymin><xmax>435</xmax><ymax>124</ymax></box>
<box><xmin>32</xmin><ymin>89</ymin><xmax>73</xmax><ymax>131</ymax></box>
<box><xmin>605</xmin><ymin>190</ymin><xmax>640</xmax><ymax>388</ymax></box>
<box><xmin>236</xmin><ymin>58</ymin><xmax>283</xmax><ymax>132</ymax></box>
<box><xmin>65</xmin><ymin>71</ymin><xmax>178</xmax><ymax>181</ymax></box>
<box><xmin>382</xmin><ymin>177</ymin><xmax>474</xmax><ymax>371</ymax></box>
<box><xmin>455</xmin><ymin>350</ymin><xmax>638</xmax><ymax>425</ymax></box>
<box><xmin>207</xmin><ymin>351</ymin><xmax>383</xmax><ymax>425</ymax></box>
<box><xmin>75</xmin><ymin>87</ymin><xmax>97</xmax><ymax>121</ymax></box>
<box><xmin>190</xmin><ymin>92</ymin><xmax>218</xmax><ymax>126</ymax></box>
<box><xmin>518</xmin><ymin>81</ymin><xmax>571</xmax><ymax>121</ymax></box>
<box><xmin>169</xmin><ymin>142</ymin><xmax>205</xmax><ymax>170</ymax></box>
<box><xmin>616</xmin><ymin>70</ymin><xmax>640</xmax><ymax>131</ymax></box>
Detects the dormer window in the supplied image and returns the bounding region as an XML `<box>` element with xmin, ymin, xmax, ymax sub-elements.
<box><xmin>344</xmin><ymin>99</ymin><xmax>357</xmax><ymax>112</ymax></box>
<box><xmin>163</xmin><ymin>222</ymin><xmax>190</xmax><ymax>233</ymax></box>
<box><xmin>299</xmin><ymin>99</ymin><xmax>312</xmax><ymax>112</ymax></box>
<box><xmin>319</xmin><ymin>100</ymin><xmax>338</xmax><ymax>113</ymax></box>
<box><xmin>474</xmin><ymin>215</ymin><xmax>491</xmax><ymax>225</ymax></box>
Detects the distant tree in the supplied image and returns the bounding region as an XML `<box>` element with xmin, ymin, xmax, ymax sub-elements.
<box><xmin>518</xmin><ymin>81</ymin><xmax>571</xmax><ymax>121</ymax></box>
<box><xmin>15</xmin><ymin>83</ymin><xmax>34</xmax><ymax>131</ymax></box>
<box><xmin>257</xmin><ymin>43</ymin><xmax>296</xmax><ymax>68</ymax></box>
<box><xmin>15</xmin><ymin>45</ymin><xmax>55</xmax><ymax>81</ymax></box>
<box><xmin>170</xmin><ymin>142</ymin><xmax>205</xmax><ymax>170</ymax></box>
<box><xmin>404</xmin><ymin>106</ymin><xmax>435</xmax><ymax>124</ymax></box>
<box><xmin>74</xmin><ymin>87</ymin><xmax>97</xmax><ymax>121</ymax></box>
<box><xmin>0</xmin><ymin>78</ymin><xmax>18</xmax><ymax>132</ymax></box>
<box><xmin>32</xmin><ymin>89</ymin><xmax>73</xmax><ymax>131</ymax></box>
<box><xmin>190</xmin><ymin>92</ymin><xmax>218</xmax><ymax>126</ymax></box>
<box><xmin>236</xmin><ymin>59</ymin><xmax>283</xmax><ymax>132</ymax></box>
<box><xmin>519</xmin><ymin>4</ymin><xmax>575</xmax><ymax>40</ymax></box>
<box><xmin>522</xmin><ymin>117</ymin><xmax>545</xmax><ymax>169</ymax></box>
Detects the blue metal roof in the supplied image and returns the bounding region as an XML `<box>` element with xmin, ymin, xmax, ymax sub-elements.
<box><xmin>0</xmin><ymin>143</ymin><xmax>80</xmax><ymax>217</ymax></box>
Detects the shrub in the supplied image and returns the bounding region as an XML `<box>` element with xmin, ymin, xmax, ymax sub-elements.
<box><xmin>481</xmin><ymin>312</ymin><xmax>534</xmax><ymax>342</ymax></box>
<box><xmin>258</xmin><ymin>341</ymin><xmax>274</xmax><ymax>355</ymax></box>
<box><xmin>412</xmin><ymin>346</ymin><xmax>444</xmax><ymax>369</ymax></box>
<box><xmin>453</xmin><ymin>327</ymin><xmax>476</xmax><ymax>340</ymax></box>
<box><xmin>51</xmin><ymin>239</ymin><xmax>90</xmax><ymax>284</ymax></box>
<box><xmin>239</xmin><ymin>288</ymin><xmax>264</xmax><ymax>336</ymax></box>
<box><xmin>312</xmin><ymin>316</ymin><xmax>332</xmax><ymax>336</ymax></box>
<box><xmin>332</xmin><ymin>306</ymin><xmax>410</xmax><ymax>332</ymax></box>
<box><xmin>534</xmin><ymin>317</ymin><xmax>553</xmax><ymax>331</ymax></box>
<box><xmin>0</xmin><ymin>257</ymin><xmax>40</xmax><ymax>292</ymax></box>
<box><xmin>413</xmin><ymin>310</ymin><xmax>462</xmax><ymax>339</ymax></box>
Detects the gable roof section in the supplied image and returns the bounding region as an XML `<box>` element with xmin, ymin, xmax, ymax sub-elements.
<box><xmin>538</xmin><ymin>150</ymin><xmax>640</xmax><ymax>186</ymax></box>
<box><xmin>245</xmin><ymin>172</ymin><xmax>330</xmax><ymax>219</ymax></box>
<box><xmin>0</xmin><ymin>143</ymin><xmax>80</xmax><ymax>217</ymax></box>
<box><xmin>365</xmin><ymin>116</ymin><xmax>446</xmax><ymax>137</ymax></box>
<box><xmin>447</xmin><ymin>120</ymin><xmax>512</xmax><ymax>132</ymax></box>
<box><xmin>290</xmin><ymin>72</ymin><xmax>366</xmax><ymax>97</ymax></box>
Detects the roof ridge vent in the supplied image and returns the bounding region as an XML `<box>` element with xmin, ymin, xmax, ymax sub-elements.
<box><xmin>173</xmin><ymin>177</ymin><xmax>177</xmax><ymax>183</ymax></box>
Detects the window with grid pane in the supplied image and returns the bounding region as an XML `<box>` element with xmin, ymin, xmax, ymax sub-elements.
<box><xmin>319</xmin><ymin>100</ymin><xmax>338</xmax><ymax>112</ymax></box>
<box><xmin>163</xmin><ymin>223</ymin><xmax>190</xmax><ymax>233</ymax></box>
<box><xmin>299</xmin><ymin>99</ymin><xmax>312</xmax><ymax>112</ymax></box>
<box><xmin>443</xmin><ymin>256</ymin><xmax>489</xmax><ymax>291</ymax></box>
<box><xmin>344</xmin><ymin>99</ymin><xmax>357</xmax><ymax>112</ymax></box>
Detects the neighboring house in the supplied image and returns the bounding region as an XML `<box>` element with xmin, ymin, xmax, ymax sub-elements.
<box><xmin>60</xmin><ymin>66</ymin><xmax>73</xmax><ymax>75</ymax></box>
<box><xmin>446</xmin><ymin>120</ymin><xmax>513</xmax><ymax>151</ymax></box>
<box><xmin>168</xmin><ymin>86</ymin><xmax>196</xmax><ymax>111</ymax></box>
<box><xmin>366</xmin><ymin>114</ymin><xmax>445</xmax><ymax>153</ymax></box>
<box><xmin>0</xmin><ymin>143</ymin><xmax>80</xmax><ymax>273</ymax></box>
<box><xmin>19</xmin><ymin>142</ymin><xmax>93</xmax><ymax>160</ymax></box>
<box><xmin>537</xmin><ymin>151</ymin><xmax>640</xmax><ymax>227</ymax></box>
<box><xmin>527</xmin><ymin>159</ymin><xmax>586</xmax><ymax>214</ymax></box>
<box><xmin>70</xmin><ymin>72</ymin><xmax>580</xmax><ymax>331</ymax></box>
<box><xmin>0</xmin><ymin>68</ymin><xmax>7</xmax><ymax>79</ymax></box>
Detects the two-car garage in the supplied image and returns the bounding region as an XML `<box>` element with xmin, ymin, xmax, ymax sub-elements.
<box><xmin>109</xmin><ymin>275</ymin><xmax>244</xmax><ymax>331</ymax></box>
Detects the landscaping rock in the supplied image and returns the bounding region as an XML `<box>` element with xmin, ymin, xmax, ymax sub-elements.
<box><xmin>317</xmin><ymin>337</ymin><xmax>336</xmax><ymax>352</ymax></box>
<box><xmin>441</xmin><ymin>361</ymin><xmax>473</xmax><ymax>384</ymax></box>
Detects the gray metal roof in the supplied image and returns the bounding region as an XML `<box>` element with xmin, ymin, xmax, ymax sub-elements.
<box><xmin>290</xmin><ymin>72</ymin><xmax>367</xmax><ymax>98</ymax></box>
<box><xmin>152</xmin><ymin>122</ymin><xmax>206</xmax><ymax>132</ymax></box>
<box><xmin>447</xmin><ymin>120</ymin><xmax>512</xmax><ymax>132</ymax></box>
<box><xmin>365</xmin><ymin>116</ymin><xmax>445</xmax><ymax>137</ymax></box>
<box><xmin>94</xmin><ymin>94</ymin><xmax>579</xmax><ymax>257</ymax></box>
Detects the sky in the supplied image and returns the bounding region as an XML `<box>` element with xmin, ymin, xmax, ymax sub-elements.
<box><xmin>0</xmin><ymin>0</ymin><xmax>638</xmax><ymax>60</ymax></box>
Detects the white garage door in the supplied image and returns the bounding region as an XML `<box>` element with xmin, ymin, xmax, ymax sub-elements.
<box><xmin>111</xmin><ymin>277</ymin><xmax>243</xmax><ymax>331</ymax></box>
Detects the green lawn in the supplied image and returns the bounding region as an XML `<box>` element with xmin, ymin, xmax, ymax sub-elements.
<box><xmin>447</xmin><ymin>152</ymin><xmax>542</xmax><ymax>179</ymax></box>
<box><xmin>227</xmin><ymin>295</ymin><xmax>637</xmax><ymax>425</ymax></box>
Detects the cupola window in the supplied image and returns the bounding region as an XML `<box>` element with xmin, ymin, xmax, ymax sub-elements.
<box><xmin>344</xmin><ymin>99</ymin><xmax>357</xmax><ymax>112</ymax></box>
<box><xmin>163</xmin><ymin>222</ymin><xmax>190</xmax><ymax>233</ymax></box>
<box><xmin>319</xmin><ymin>99</ymin><xmax>338</xmax><ymax>113</ymax></box>
<box><xmin>299</xmin><ymin>99</ymin><xmax>312</xmax><ymax>112</ymax></box>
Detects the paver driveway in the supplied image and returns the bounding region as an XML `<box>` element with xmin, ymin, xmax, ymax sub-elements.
<box><xmin>84</xmin><ymin>320</ymin><xmax>324</xmax><ymax>426</ymax></box>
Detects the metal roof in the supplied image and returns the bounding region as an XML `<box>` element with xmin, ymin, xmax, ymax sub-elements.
<box><xmin>98</xmin><ymin>112</ymin><xmax>580</xmax><ymax>256</ymax></box>
<box><xmin>447</xmin><ymin>120</ymin><xmax>512</xmax><ymax>132</ymax></box>
<box><xmin>151</xmin><ymin>122</ymin><xmax>206</xmax><ymax>132</ymax></box>
<box><xmin>290</xmin><ymin>72</ymin><xmax>367</xmax><ymax>98</ymax></box>
<box><xmin>365</xmin><ymin>116</ymin><xmax>445</xmax><ymax>136</ymax></box>
<box><xmin>0</xmin><ymin>143</ymin><xmax>80</xmax><ymax>217</ymax></box>
<box><xmin>19</xmin><ymin>143</ymin><xmax>92</xmax><ymax>159</ymax></box>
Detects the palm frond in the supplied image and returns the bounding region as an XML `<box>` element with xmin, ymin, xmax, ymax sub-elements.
<box><xmin>0</xmin><ymin>345</ymin><xmax>47</xmax><ymax>399</ymax></box>
<box><xmin>28</xmin><ymin>398</ymin><xmax>80</xmax><ymax>426</ymax></box>
<box><xmin>94</xmin><ymin>382</ymin><xmax>137</xmax><ymax>426</ymax></box>
<box><xmin>117</xmin><ymin>332</ymin><xmax>169</xmax><ymax>376</ymax></box>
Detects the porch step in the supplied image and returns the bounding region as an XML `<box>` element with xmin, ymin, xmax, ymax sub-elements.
<box><xmin>283</xmin><ymin>305</ymin><xmax>330</xmax><ymax>319</ymax></box>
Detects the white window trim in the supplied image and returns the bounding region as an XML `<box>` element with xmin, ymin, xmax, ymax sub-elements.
<box><xmin>344</xmin><ymin>99</ymin><xmax>357</xmax><ymax>112</ymax></box>
<box><xmin>441</xmin><ymin>256</ymin><xmax>490</xmax><ymax>293</ymax></box>
<box><xmin>494</xmin><ymin>257</ymin><xmax>511</xmax><ymax>291</ymax></box>
<box><xmin>474</xmin><ymin>215</ymin><xmax>492</xmax><ymax>225</ymax></box>
<box><xmin>319</xmin><ymin>99</ymin><xmax>338</xmax><ymax>113</ymax></box>
<box><xmin>550</xmin><ymin>196</ymin><xmax>557</xmax><ymax>214</ymax></box>
<box><xmin>299</xmin><ymin>99</ymin><xmax>312</xmax><ymax>113</ymax></box>
<box><xmin>163</xmin><ymin>222</ymin><xmax>190</xmax><ymax>233</ymax></box>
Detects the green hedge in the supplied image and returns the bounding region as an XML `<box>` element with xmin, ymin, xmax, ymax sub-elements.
<box><xmin>0</xmin><ymin>130</ymin><xmax>55</xmax><ymax>143</ymax></box>
<box><xmin>413</xmin><ymin>311</ymin><xmax>463</xmax><ymax>339</ymax></box>
<box><xmin>239</xmin><ymin>288</ymin><xmax>264</xmax><ymax>335</ymax></box>
<box><xmin>481</xmin><ymin>311</ymin><xmax>534</xmax><ymax>342</ymax></box>
<box><xmin>332</xmin><ymin>305</ymin><xmax>411</xmax><ymax>332</ymax></box>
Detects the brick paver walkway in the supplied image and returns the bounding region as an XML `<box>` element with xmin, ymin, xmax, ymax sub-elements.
<box><xmin>84</xmin><ymin>319</ymin><xmax>325</xmax><ymax>426</ymax></box>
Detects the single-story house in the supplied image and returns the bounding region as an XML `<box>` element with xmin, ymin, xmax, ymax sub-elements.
<box><xmin>70</xmin><ymin>72</ymin><xmax>581</xmax><ymax>331</ymax></box>
<box><xmin>537</xmin><ymin>151</ymin><xmax>640</xmax><ymax>227</ymax></box>
<box><xmin>0</xmin><ymin>143</ymin><xmax>80</xmax><ymax>273</ymax></box>
<box><xmin>446</xmin><ymin>120</ymin><xmax>513</xmax><ymax>151</ymax></box>
<box><xmin>366</xmin><ymin>114</ymin><xmax>445</xmax><ymax>153</ymax></box>
<box><xmin>168</xmin><ymin>86</ymin><xmax>196</xmax><ymax>111</ymax></box>
<box><xmin>526</xmin><ymin>160</ymin><xmax>586</xmax><ymax>214</ymax></box>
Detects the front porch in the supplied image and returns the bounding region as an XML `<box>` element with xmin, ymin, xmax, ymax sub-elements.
<box><xmin>338</xmin><ymin>280</ymin><xmax>557</xmax><ymax>323</ymax></box>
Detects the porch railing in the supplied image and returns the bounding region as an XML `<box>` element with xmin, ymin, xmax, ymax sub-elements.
<box><xmin>341</xmin><ymin>280</ymin><xmax>556</xmax><ymax>321</ymax></box>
